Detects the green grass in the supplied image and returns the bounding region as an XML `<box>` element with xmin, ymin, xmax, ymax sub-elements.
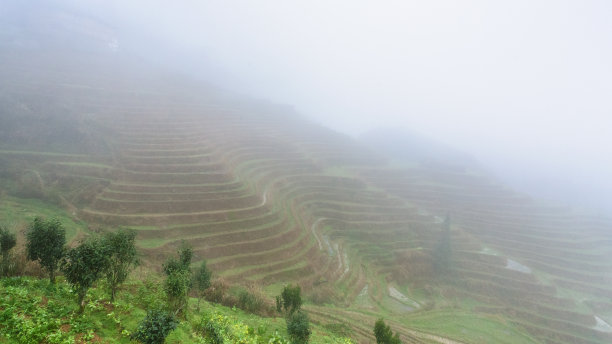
<box><xmin>0</xmin><ymin>195</ymin><xmax>88</xmax><ymax>242</ymax></box>
<box><xmin>401</xmin><ymin>310</ymin><xmax>542</xmax><ymax>344</ymax></box>
<box><xmin>0</xmin><ymin>276</ymin><xmax>354</xmax><ymax>344</ymax></box>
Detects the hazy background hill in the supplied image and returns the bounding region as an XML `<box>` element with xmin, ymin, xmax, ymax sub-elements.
<box><xmin>1</xmin><ymin>1</ymin><xmax>612</xmax><ymax>344</ymax></box>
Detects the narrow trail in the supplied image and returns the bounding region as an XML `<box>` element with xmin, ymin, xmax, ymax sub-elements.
<box><xmin>310</xmin><ymin>217</ymin><xmax>326</xmax><ymax>250</ymax></box>
<box><xmin>259</xmin><ymin>188</ymin><xmax>269</xmax><ymax>207</ymax></box>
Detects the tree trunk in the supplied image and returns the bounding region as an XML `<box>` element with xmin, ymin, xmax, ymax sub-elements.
<box><xmin>110</xmin><ymin>286</ymin><xmax>116</xmax><ymax>303</ymax></box>
<box><xmin>49</xmin><ymin>270</ymin><xmax>55</xmax><ymax>284</ymax></box>
<box><xmin>78</xmin><ymin>291</ymin><xmax>86</xmax><ymax>314</ymax></box>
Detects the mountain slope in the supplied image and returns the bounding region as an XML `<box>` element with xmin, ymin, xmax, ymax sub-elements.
<box><xmin>1</xmin><ymin>50</ymin><xmax>611</xmax><ymax>344</ymax></box>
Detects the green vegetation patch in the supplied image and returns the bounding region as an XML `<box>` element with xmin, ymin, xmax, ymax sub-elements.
<box><xmin>0</xmin><ymin>196</ymin><xmax>87</xmax><ymax>242</ymax></box>
<box><xmin>403</xmin><ymin>310</ymin><xmax>542</xmax><ymax>344</ymax></box>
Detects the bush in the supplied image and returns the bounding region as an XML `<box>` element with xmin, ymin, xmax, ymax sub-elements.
<box><xmin>132</xmin><ymin>309</ymin><xmax>177</xmax><ymax>344</ymax></box>
<box><xmin>374</xmin><ymin>318</ymin><xmax>402</xmax><ymax>344</ymax></box>
<box><xmin>195</xmin><ymin>311</ymin><xmax>274</xmax><ymax>344</ymax></box>
<box><xmin>278</xmin><ymin>284</ymin><xmax>302</xmax><ymax>315</ymax></box>
<box><xmin>60</xmin><ymin>237</ymin><xmax>109</xmax><ymax>313</ymax></box>
<box><xmin>237</xmin><ymin>287</ymin><xmax>272</xmax><ymax>315</ymax></box>
<box><xmin>204</xmin><ymin>277</ymin><xmax>231</xmax><ymax>304</ymax></box>
<box><xmin>0</xmin><ymin>224</ymin><xmax>17</xmax><ymax>277</ymax></box>
<box><xmin>26</xmin><ymin>217</ymin><xmax>66</xmax><ymax>284</ymax></box>
<box><xmin>286</xmin><ymin>311</ymin><xmax>311</xmax><ymax>344</ymax></box>
<box><xmin>102</xmin><ymin>228</ymin><xmax>139</xmax><ymax>302</ymax></box>
<box><xmin>164</xmin><ymin>269</ymin><xmax>191</xmax><ymax>316</ymax></box>
<box><xmin>163</xmin><ymin>243</ymin><xmax>192</xmax><ymax>316</ymax></box>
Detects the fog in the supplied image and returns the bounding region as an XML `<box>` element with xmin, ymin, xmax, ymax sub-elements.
<box><xmin>4</xmin><ymin>0</ymin><xmax>612</xmax><ymax>213</ymax></box>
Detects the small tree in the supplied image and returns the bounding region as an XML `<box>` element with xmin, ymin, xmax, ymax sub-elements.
<box><xmin>286</xmin><ymin>311</ymin><xmax>311</xmax><ymax>344</ymax></box>
<box><xmin>163</xmin><ymin>243</ymin><xmax>192</xmax><ymax>316</ymax></box>
<box><xmin>374</xmin><ymin>318</ymin><xmax>402</xmax><ymax>344</ymax></box>
<box><xmin>163</xmin><ymin>242</ymin><xmax>192</xmax><ymax>275</ymax></box>
<box><xmin>193</xmin><ymin>260</ymin><xmax>211</xmax><ymax>310</ymax></box>
<box><xmin>278</xmin><ymin>284</ymin><xmax>302</xmax><ymax>315</ymax></box>
<box><xmin>26</xmin><ymin>217</ymin><xmax>65</xmax><ymax>284</ymax></box>
<box><xmin>103</xmin><ymin>228</ymin><xmax>139</xmax><ymax>302</ymax></box>
<box><xmin>0</xmin><ymin>225</ymin><xmax>17</xmax><ymax>276</ymax></box>
<box><xmin>61</xmin><ymin>238</ymin><xmax>109</xmax><ymax>313</ymax></box>
<box><xmin>132</xmin><ymin>308</ymin><xmax>177</xmax><ymax>344</ymax></box>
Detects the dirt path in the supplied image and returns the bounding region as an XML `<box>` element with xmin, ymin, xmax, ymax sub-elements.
<box><xmin>310</xmin><ymin>217</ymin><xmax>326</xmax><ymax>250</ymax></box>
<box><xmin>259</xmin><ymin>188</ymin><xmax>268</xmax><ymax>207</ymax></box>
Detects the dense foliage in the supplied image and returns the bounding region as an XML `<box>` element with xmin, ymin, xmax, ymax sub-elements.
<box><xmin>103</xmin><ymin>228</ymin><xmax>139</xmax><ymax>302</ymax></box>
<box><xmin>287</xmin><ymin>311</ymin><xmax>311</xmax><ymax>344</ymax></box>
<box><xmin>163</xmin><ymin>243</ymin><xmax>193</xmax><ymax>316</ymax></box>
<box><xmin>374</xmin><ymin>319</ymin><xmax>402</xmax><ymax>344</ymax></box>
<box><xmin>277</xmin><ymin>284</ymin><xmax>302</xmax><ymax>316</ymax></box>
<box><xmin>0</xmin><ymin>224</ymin><xmax>16</xmax><ymax>276</ymax></box>
<box><xmin>60</xmin><ymin>237</ymin><xmax>109</xmax><ymax>313</ymax></box>
<box><xmin>26</xmin><ymin>217</ymin><xmax>66</xmax><ymax>284</ymax></box>
<box><xmin>132</xmin><ymin>308</ymin><xmax>178</xmax><ymax>344</ymax></box>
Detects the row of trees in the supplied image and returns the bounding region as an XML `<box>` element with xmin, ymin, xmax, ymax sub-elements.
<box><xmin>2</xmin><ymin>217</ymin><xmax>213</xmax><ymax>343</ymax></box>
<box><xmin>23</xmin><ymin>217</ymin><xmax>139</xmax><ymax>313</ymax></box>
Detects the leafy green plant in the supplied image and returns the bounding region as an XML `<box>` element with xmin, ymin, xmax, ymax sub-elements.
<box><xmin>102</xmin><ymin>228</ymin><xmax>139</xmax><ymax>302</ymax></box>
<box><xmin>163</xmin><ymin>243</ymin><xmax>192</xmax><ymax>316</ymax></box>
<box><xmin>195</xmin><ymin>311</ymin><xmax>269</xmax><ymax>344</ymax></box>
<box><xmin>286</xmin><ymin>311</ymin><xmax>311</xmax><ymax>344</ymax></box>
<box><xmin>164</xmin><ymin>269</ymin><xmax>191</xmax><ymax>316</ymax></box>
<box><xmin>278</xmin><ymin>284</ymin><xmax>302</xmax><ymax>316</ymax></box>
<box><xmin>60</xmin><ymin>237</ymin><xmax>109</xmax><ymax>313</ymax></box>
<box><xmin>374</xmin><ymin>318</ymin><xmax>401</xmax><ymax>344</ymax></box>
<box><xmin>163</xmin><ymin>242</ymin><xmax>192</xmax><ymax>275</ymax></box>
<box><xmin>0</xmin><ymin>224</ymin><xmax>17</xmax><ymax>276</ymax></box>
<box><xmin>26</xmin><ymin>217</ymin><xmax>65</xmax><ymax>284</ymax></box>
<box><xmin>193</xmin><ymin>259</ymin><xmax>212</xmax><ymax>310</ymax></box>
<box><xmin>132</xmin><ymin>308</ymin><xmax>177</xmax><ymax>344</ymax></box>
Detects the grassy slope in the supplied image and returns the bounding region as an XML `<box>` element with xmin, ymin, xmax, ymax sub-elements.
<box><xmin>0</xmin><ymin>275</ymin><xmax>352</xmax><ymax>344</ymax></box>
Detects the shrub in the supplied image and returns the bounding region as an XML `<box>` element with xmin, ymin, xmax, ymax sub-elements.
<box><xmin>195</xmin><ymin>311</ymin><xmax>271</xmax><ymax>344</ymax></box>
<box><xmin>193</xmin><ymin>260</ymin><xmax>211</xmax><ymax>309</ymax></box>
<box><xmin>0</xmin><ymin>224</ymin><xmax>17</xmax><ymax>277</ymax></box>
<box><xmin>278</xmin><ymin>284</ymin><xmax>302</xmax><ymax>315</ymax></box>
<box><xmin>163</xmin><ymin>243</ymin><xmax>192</xmax><ymax>276</ymax></box>
<box><xmin>204</xmin><ymin>277</ymin><xmax>231</xmax><ymax>304</ymax></box>
<box><xmin>60</xmin><ymin>237</ymin><xmax>109</xmax><ymax>313</ymax></box>
<box><xmin>374</xmin><ymin>318</ymin><xmax>402</xmax><ymax>344</ymax></box>
<box><xmin>286</xmin><ymin>311</ymin><xmax>311</xmax><ymax>344</ymax></box>
<box><xmin>164</xmin><ymin>269</ymin><xmax>191</xmax><ymax>316</ymax></box>
<box><xmin>237</xmin><ymin>288</ymin><xmax>266</xmax><ymax>314</ymax></box>
<box><xmin>102</xmin><ymin>228</ymin><xmax>139</xmax><ymax>302</ymax></box>
<box><xmin>26</xmin><ymin>217</ymin><xmax>66</xmax><ymax>284</ymax></box>
<box><xmin>132</xmin><ymin>309</ymin><xmax>177</xmax><ymax>344</ymax></box>
<box><xmin>163</xmin><ymin>243</ymin><xmax>192</xmax><ymax>316</ymax></box>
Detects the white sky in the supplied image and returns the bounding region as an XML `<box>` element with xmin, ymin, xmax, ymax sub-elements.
<box><xmin>53</xmin><ymin>0</ymin><xmax>612</xmax><ymax>211</ymax></box>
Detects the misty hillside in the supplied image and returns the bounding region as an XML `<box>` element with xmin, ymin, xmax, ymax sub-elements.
<box><xmin>2</xmin><ymin>50</ymin><xmax>612</xmax><ymax>344</ymax></box>
<box><xmin>1</xmin><ymin>3</ymin><xmax>612</xmax><ymax>344</ymax></box>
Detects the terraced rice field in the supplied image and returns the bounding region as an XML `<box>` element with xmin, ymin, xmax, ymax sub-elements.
<box><xmin>2</xmin><ymin>53</ymin><xmax>612</xmax><ymax>343</ymax></box>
